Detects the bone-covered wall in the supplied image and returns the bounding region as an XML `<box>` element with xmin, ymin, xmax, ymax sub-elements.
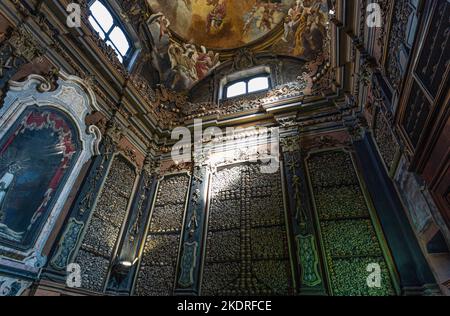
<box><xmin>75</xmin><ymin>155</ymin><xmax>137</xmax><ymax>292</ymax></box>
<box><xmin>0</xmin><ymin>0</ymin><xmax>447</xmax><ymax>297</ymax></box>
<box><xmin>134</xmin><ymin>174</ymin><xmax>190</xmax><ymax>296</ymax></box>
<box><xmin>307</xmin><ymin>150</ymin><xmax>396</xmax><ymax>296</ymax></box>
<box><xmin>201</xmin><ymin>163</ymin><xmax>293</xmax><ymax>296</ymax></box>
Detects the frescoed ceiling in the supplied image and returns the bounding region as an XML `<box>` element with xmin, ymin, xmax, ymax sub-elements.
<box><xmin>144</xmin><ymin>0</ymin><xmax>330</xmax><ymax>92</ymax></box>
<box><xmin>147</xmin><ymin>0</ymin><xmax>296</xmax><ymax>50</ymax></box>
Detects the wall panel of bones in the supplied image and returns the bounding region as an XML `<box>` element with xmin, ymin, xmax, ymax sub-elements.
<box><xmin>202</xmin><ymin>162</ymin><xmax>293</xmax><ymax>296</ymax></box>
<box><xmin>0</xmin><ymin>0</ymin><xmax>448</xmax><ymax>296</ymax></box>
<box><xmin>134</xmin><ymin>174</ymin><xmax>190</xmax><ymax>296</ymax></box>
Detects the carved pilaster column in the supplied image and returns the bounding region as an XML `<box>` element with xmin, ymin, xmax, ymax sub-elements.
<box><xmin>281</xmin><ymin>135</ymin><xmax>327</xmax><ymax>295</ymax></box>
<box><xmin>106</xmin><ymin>153</ymin><xmax>160</xmax><ymax>295</ymax></box>
<box><xmin>174</xmin><ymin>152</ymin><xmax>211</xmax><ymax>295</ymax></box>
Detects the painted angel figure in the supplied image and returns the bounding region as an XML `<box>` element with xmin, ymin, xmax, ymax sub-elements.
<box><xmin>147</xmin><ymin>13</ymin><xmax>171</xmax><ymax>54</ymax></box>
<box><xmin>244</xmin><ymin>1</ymin><xmax>283</xmax><ymax>34</ymax></box>
<box><xmin>148</xmin><ymin>13</ymin><xmax>173</xmax><ymax>85</ymax></box>
<box><xmin>148</xmin><ymin>13</ymin><xmax>171</xmax><ymax>44</ymax></box>
<box><xmin>282</xmin><ymin>0</ymin><xmax>305</xmax><ymax>42</ymax></box>
<box><xmin>259</xmin><ymin>2</ymin><xmax>283</xmax><ymax>31</ymax></box>
<box><xmin>168</xmin><ymin>42</ymin><xmax>197</xmax><ymax>89</ymax></box>
<box><xmin>206</xmin><ymin>0</ymin><xmax>227</xmax><ymax>33</ymax></box>
<box><xmin>293</xmin><ymin>1</ymin><xmax>327</xmax><ymax>57</ymax></box>
<box><xmin>243</xmin><ymin>6</ymin><xmax>259</xmax><ymax>35</ymax></box>
<box><xmin>195</xmin><ymin>46</ymin><xmax>220</xmax><ymax>80</ymax></box>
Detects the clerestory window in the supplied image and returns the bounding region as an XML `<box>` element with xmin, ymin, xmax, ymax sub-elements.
<box><xmin>224</xmin><ymin>76</ymin><xmax>271</xmax><ymax>99</ymax></box>
<box><xmin>88</xmin><ymin>0</ymin><xmax>131</xmax><ymax>63</ymax></box>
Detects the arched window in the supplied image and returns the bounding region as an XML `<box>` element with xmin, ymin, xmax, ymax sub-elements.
<box><xmin>88</xmin><ymin>0</ymin><xmax>131</xmax><ymax>63</ymax></box>
<box><xmin>224</xmin><ymin>75</ymin><xmax>271</xmax><ymax>100</ymax></box>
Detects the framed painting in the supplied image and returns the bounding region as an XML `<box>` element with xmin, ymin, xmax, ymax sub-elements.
<box><xmin>0</xmin><ymin>107</ymin><xmax>81</xmax><ymax>250</ymax></box>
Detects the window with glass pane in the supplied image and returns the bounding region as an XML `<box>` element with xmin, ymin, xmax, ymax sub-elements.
<box><xmin>248</xmin><ymin>77</ymin><xmax>269</xmax><ymax>93</ymax></box>
<box><xmin>226</xmin><ymin>81</ymin><xmax>247</xmax><ymax>98</ymax></box>
<box><xmin>88</xmin><ymin>0</ymin><xmax>130</xmax><ymax>63</ymax></box>
<box><xmin>224</xmin><ymin>75</ymin><xmax>271</xmax><ymax>100</ymax></box>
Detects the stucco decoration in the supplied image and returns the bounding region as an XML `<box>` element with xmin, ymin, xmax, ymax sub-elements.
<box><xmin>0</xmin><ymin>72</ymin><xmax>102</xmax><ymax>277</ymax></box>
<box><xmin>0</xmin><ymin>275</ymin><xmax>31</xmax><ymax>296</ymax></box>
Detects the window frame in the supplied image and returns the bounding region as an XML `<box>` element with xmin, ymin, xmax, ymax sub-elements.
<box><xmin>88</xmin><ymin>0</ymin><xmax>133</xmax><ymax>64</ymax></box>
<box><xmin>223</xmin><ymin>74</ymin><xmax>272</xmax><ymax>100</ymax></box>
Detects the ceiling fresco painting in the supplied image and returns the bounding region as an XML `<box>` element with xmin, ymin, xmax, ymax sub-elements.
<box><xmin>147</xmin><ymin>12</ymin><xmax>222</xmax><ymax>91</ymax></box>
<box><xmin>271</xmin><ymin>0</ymin><xmax>329</xmax><ymax>60</ymax></box>
<box><xmin>146</xmin><ymin>0</ymin><xmax>330</xmax><ymax>92</ymax></box>
<box><xmin>147</xmin><ymin>0</ymin><xmax>296</xmax><ymax>50</ymax></box>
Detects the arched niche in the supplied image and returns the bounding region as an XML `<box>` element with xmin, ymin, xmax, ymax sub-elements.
<box><xmin>0</xmin><ymin>73</ymin><xmax>102</xmax><ymax>275</ymax></box>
